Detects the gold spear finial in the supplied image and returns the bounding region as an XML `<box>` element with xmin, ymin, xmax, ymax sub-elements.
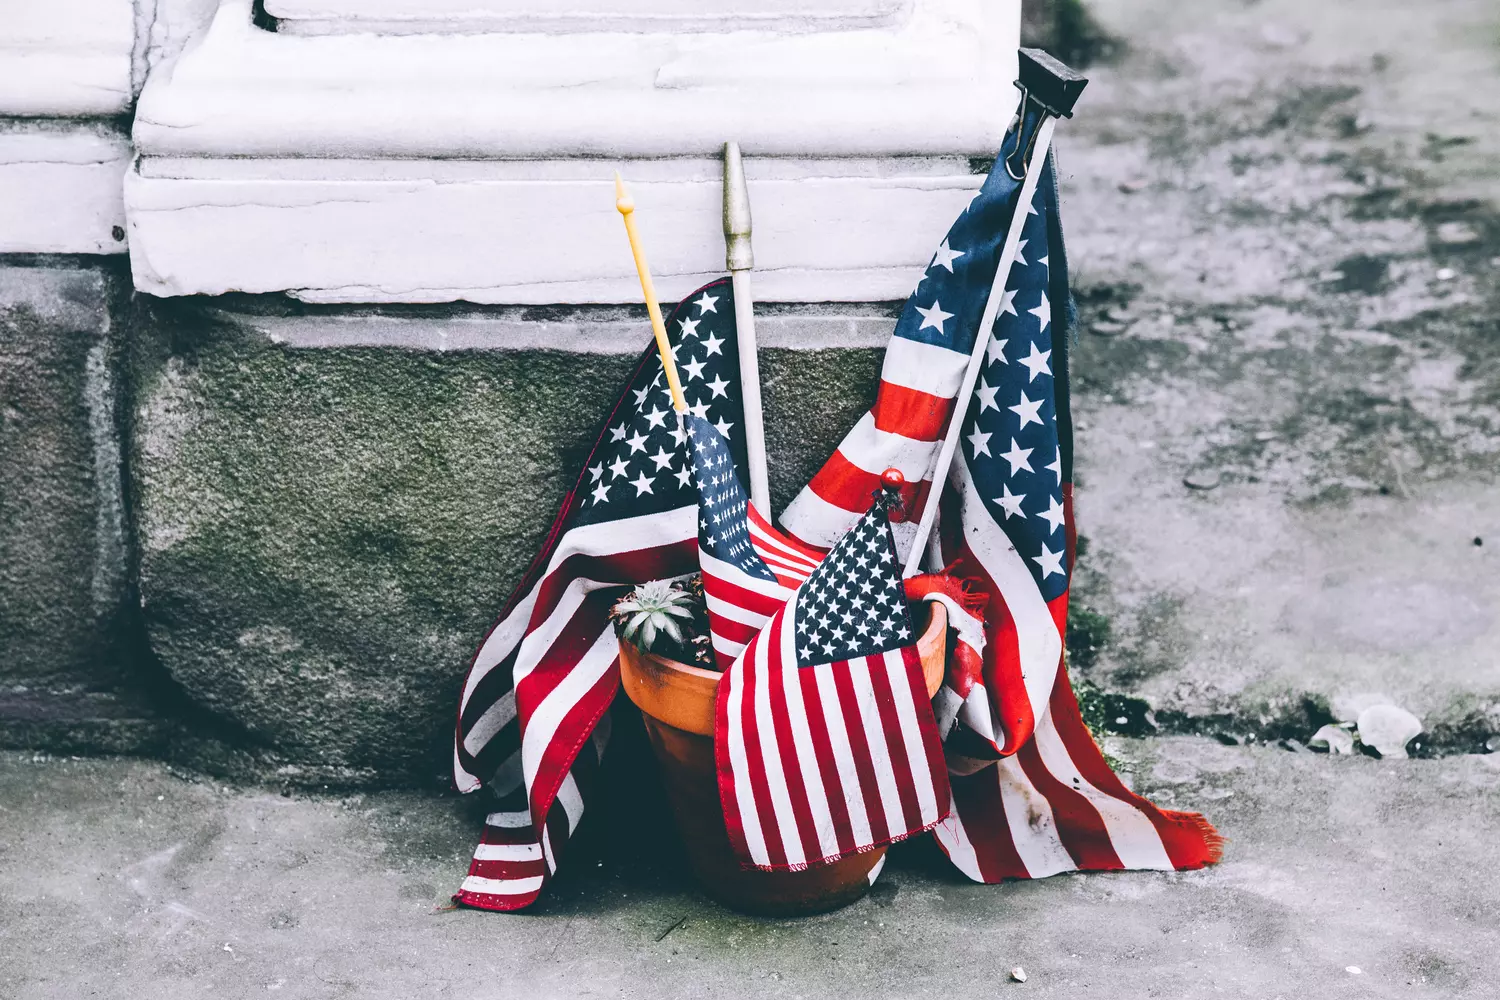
<box><xmin>615</xmin><ymin>171</ymin><xmax>686</xmax><ymax>414</ymax></box>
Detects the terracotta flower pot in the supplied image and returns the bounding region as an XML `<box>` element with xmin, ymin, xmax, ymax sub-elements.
<box><xmin>617</xmin><ymin>603</ymin><xmax>948</xmax><ymax>917</ymax></box>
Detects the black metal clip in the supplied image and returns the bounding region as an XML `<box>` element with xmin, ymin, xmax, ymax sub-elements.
<box><xmin>1004</xmin><ymin>48</ymin><xmax>1089</xmax><ymax>181</ymax></box>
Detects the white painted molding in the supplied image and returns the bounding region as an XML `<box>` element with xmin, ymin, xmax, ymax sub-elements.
<box><xmin>0</xmin><ymin>125</ymin><xmax>130</xmax><ymax>254</ymax></box>
<box><xmin>264</xmin><ymin>0</ymin><xmax>911</xmax><ymax>36</ymax></box>
<box><xmin>128</xmin><ymin>0</ymin><xmax>1021</xmax><ymax>301</ymax></box>
<box><xmin>0</xmin><ymin>0</ymin><xmax>138</xmax><ymax>117</ymax></box>
<box><xmin>126</xmin><ymin>157</ymin><xmax>987</xmax><ymax>302</ymax></box>
<box><xmin>135</xmin><ymin>0</ymin><xmax>1018</xmax><ymax>158</ymax></box>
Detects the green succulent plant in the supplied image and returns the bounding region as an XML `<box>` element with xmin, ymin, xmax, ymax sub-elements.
<box><xmin>612</xmin><ymin>579</ymin><xmax>697</xmax><ymax>653</ymax></box>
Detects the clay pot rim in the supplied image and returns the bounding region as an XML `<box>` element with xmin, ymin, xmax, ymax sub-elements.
<box><xmin>618</xmin><ymin>603</ymin><xmax>948</xmax><ymax>738</ymax></box>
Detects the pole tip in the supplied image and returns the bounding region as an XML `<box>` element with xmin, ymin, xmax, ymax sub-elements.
<box><xmin>880</xmin><ymin>468</ymin><xmax>906</xmax><ymax>491</ymax></box>
<box><xmin>722</xmin><ymin>141</ymin><xmax>753</xmax><ymax>269</ymax></box>
<box><xmin>614</xmin><ymin>171</ymin><xmax>634</xmax><ymax>215</ymax></box>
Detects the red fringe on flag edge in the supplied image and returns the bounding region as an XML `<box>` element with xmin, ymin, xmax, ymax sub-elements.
<box><xmin>903</xmin><ymin>571</ymin><xmax>988</xmax><ymax>619</ymax></box>
<box><xmin>1160</xmin><ymin>810</ymin><xmax>1227</xmax><ymax>868</ymax></box>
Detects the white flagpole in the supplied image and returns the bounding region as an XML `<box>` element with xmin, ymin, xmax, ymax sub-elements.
<box><xmin>902</xmin><ymin>116</ymin><xmax>1057</xmax><ymax>578</ymax></box>
<box><xmin>722</xmin><ymin>141</ymin><xmax>771</xmax><ymax>517</ymax></box>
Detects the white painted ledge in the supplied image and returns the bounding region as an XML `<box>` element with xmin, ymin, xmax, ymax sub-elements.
<box><xmin>127</xmin><ymin>156</ymin><xmax>988</xmax><ymax>302</ymax></box>
<box><xmin>128</xmin><ymin>0</ymin><xmax>1021</xmax><ymax>302</ymax></box>
<box><xmin>135</xmin><ymin>0</ymin><xmax>1017</xmax><ymax>159</ymax></box>
<box><xmin>264</xmin><ymin>0</ymin><xmax>911</xmax><ymax>36</ymax></box>
<box><xmin>0</xmin><ymin>125</ymin><xmax>130</xmax><ymax>254</ymax></box>
<box><xmin>0</xmin><ymin>0</ymin><xmax>139</xmax><ymax>117</ymax></box>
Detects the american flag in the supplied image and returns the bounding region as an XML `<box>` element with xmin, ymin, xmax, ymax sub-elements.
<box><xmin>451</xmin><ymin>278</ymin><xmax>749</xmax><ymax>912</ymax></box>
<box><xmin>776</xmin><ymin>109</ymin><xmax>1054</xmax><ymax>558</ymax></box>
<box><xmin>715</xmin><ymin>491</ymin><xmax>949</xmax><ymax>871</ymax></box>
<box><xmin>928</xmin><ymin>159</ymin><xmax>1221</xmax><ymax>879</ymax></box>
<box><xmin>686</xmin><ymin>414</ymin><xmax>821</xmax><ymax>670</ymax></box>
<box><xmin>781</xmin><ymin>136</ymin><xmax>1222</xmax><ymax>878</ymax></box>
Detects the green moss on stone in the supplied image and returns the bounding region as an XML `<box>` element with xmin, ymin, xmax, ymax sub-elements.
<box><xmin>131</xmin><ymin>315</ymin><xmax>889</xmax><ymax>784</ymax></box>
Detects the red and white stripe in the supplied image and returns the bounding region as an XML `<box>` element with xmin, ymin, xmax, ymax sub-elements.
<box><xmin>780</xmin><ymin>337</ymin><xmax>968</xmax><ymax>555</ymax></box>
<box><xmin>700</xmin><ymin>504</ymin><xmax>821</xmax><ymax>669</ymax></box>
<box><xmin>453</xmin><ymin>506</ymin><xmax>698</xmax><ymax>911</ymax></box>
<box><xmin>714</xmin><ymin>597</ymin><xmax>949</xmax><ymax>871</ymax></box>
<box><xmin>910</xmin><ymin>474</ymin><xmax>1223</xmax><ymax>882</ymax></box>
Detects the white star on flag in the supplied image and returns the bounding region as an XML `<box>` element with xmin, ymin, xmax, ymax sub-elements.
<box><xmin>995</xmin><ymin>484</ymin><xmax>1026</xmax><ymax>519</ymax></box>
<box><xmin>999</xmin><ymin>438</ymin><xmax>1034</xmax><ymax>474</ymax></box>
<box><xmin>1032</xmin><ymin>542</ymin><xmax>1065</xmax><ymax>578</ymax></box>
<box><xmin>1018</xmin><ymin>341</ymin><xmax>1052</xmax><ymax>382</ymax></box>
<box><xmin>1008</xmin><ymin>391</ymin><xmax>1045</xmax><ymax>429</ymax></box>
<box><xmin>966</xmin><ymin>427</ymin><xmax>992</xmax><ymax>457</ymax></box>
<box><xmin>1045</xmin><ymin>446</ymin><xmax>1062</xmax><ymax>480</ymax></box>
<box><xmin>987</xmin><ymin>336</ymin><xmax>1009</xmax><ymax>365</ymax></box>
<box><xmin>931</xmin><ymin>239</ymin><xmax>965</xmax><ymax>272</ymax></box>
<box><xmin>1028</xmin><ymin>294</ymin><xmax>1051</xmax><ymax>331</ymax></box>
<box><xmin>916</xmin><ymin>300</ymin><xmax>954</xmax><ymax>335</ymax></box>
<box><xmin>694</xmin><ymin>292</ymin><xmax>719</xmax><ymax>314</ymax></box>
<box><xmin>1037</xmin><ymin>495</ymin><xmax>1066</xmax><ymax>533</ymax></box>
<box><xmin>975</xmin><ymin>378</ymin><xmax>1000</xmax><ymax>412</ymax></box>
<box><xmin>701</xmin><ymin>332</ymin><xmax>725</xmax><ymax>357</ymax></box>
<box><xmin>629</xmin><ymin>471</ymin><xmax>656</xmax><ymax>496</ymax></box>
<box><xmin>997</xmin><ymin>287</ymin><xmax>1019</xmax><ymax>317</ymax></box>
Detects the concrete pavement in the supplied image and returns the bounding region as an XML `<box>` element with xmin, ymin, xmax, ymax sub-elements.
<box><xmin>3</xmin><ymin>738</ymin><xmax>1497</xmax><ymax>998</ymax></box>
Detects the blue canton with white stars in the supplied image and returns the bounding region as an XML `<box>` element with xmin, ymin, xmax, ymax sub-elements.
<box><xmin>685</xmin><ymin>414</ymin><xmax>777</xmax><ymax>584</ymax></box>
<box><xmin>959</xmin><ymin>167</ymin><xmax>1070</xmax><ymax>601</ymax></box>
<box><xmin>887</xmin><ymin>106</ymin><xmax>1048</xmax><ymax>359</ymax></box>
<box><xmin>574</xmin><ymin>280</ymin><xmax>747</xmax><ymax>527</ymax></box>
<box><xmin>793</xmin><ymin>500</ymin><xmax>913</xmax><ymax>666</ymax></box>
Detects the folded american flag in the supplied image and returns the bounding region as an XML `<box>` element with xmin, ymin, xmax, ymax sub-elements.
<box><xmin>451</xmin><ymin>278</ymin><xmax>749</xmax><ymax>911</ymax></box>
<box><xmin>781</xmin><ymin>139</ymin><xmax>1222</xmax><ymax>879</ymax></box>
<box><xmin>686</xmin><ymin>414</ymin><xmax>821</xmax><ymax>670</ymax></box>
<box><xmin>716</xmin><ymin>489</ymin><xmax>949</xmax><ymax>871</ymax></box>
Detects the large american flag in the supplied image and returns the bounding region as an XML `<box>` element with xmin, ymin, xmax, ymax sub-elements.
<box><xmin>687</xmin><ymin>414</ymin><xmax>821</xmax><ymax>670</ymax></box>
<box><xmin>451</xmin><ymin>278</ymin><xmax>749</xmax><ymax>911</ymax></box>
<box><xmin>715</xmin><ymin>492</ymin><xmax>949</xmax><ymax>871</ymax></box>
<box><xmin>776</xmin><ymin>109</ymin><xmax>1055</xmax><ymax>558</ymax></box>
<box><xmin>781</xmin><ymin>140</ymin><xmax>1222</xmax><ymax>878</ymax></box>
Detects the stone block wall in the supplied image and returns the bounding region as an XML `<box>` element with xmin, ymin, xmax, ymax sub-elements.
<box><xmin>0</xmin><ymin>260</ymin><xmax>167</xmax><ymax>754</ymax></box>
<box><xmin>3</xmin><ymin>279</ymin><xmax>891</xmax><ymax>785</ymax></box>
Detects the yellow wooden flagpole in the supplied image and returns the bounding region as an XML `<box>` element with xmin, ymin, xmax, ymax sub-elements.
<box><xmin>615</xmin><ymin>172</ymin><xmax>687</xmax><ymax>414</ymax></box>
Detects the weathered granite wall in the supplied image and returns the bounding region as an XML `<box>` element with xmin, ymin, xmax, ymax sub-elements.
<box><xmin>126</xmin><ymin>301</ymin><xmax>888</xmax><ymax>785</ymax></box>
<box><xmin>0</xmin><ymin>259</ymin><xmax>169</xmax><ymax>754</ymax></box>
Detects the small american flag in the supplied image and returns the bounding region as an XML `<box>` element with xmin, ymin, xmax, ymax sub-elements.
<box><xmin>686</xmin><ymin>414</ymin><xmax>820</xmax><ymax>670</ymax></box>
<box><xmin>451</xmin><ymin>278</ymin><xmax>748</xmax><ymax>912</ymax></box>
<box><xmin>715</xmin><ymin>491</ymin><xmax>949</xmax><ymax>871</ymax></box>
